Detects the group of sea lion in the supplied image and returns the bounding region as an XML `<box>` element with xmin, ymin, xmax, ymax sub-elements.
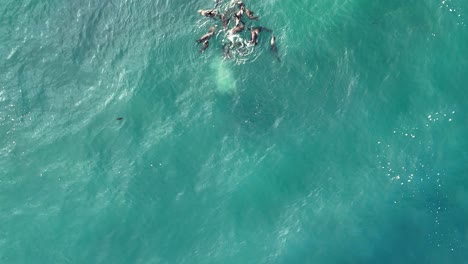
<box><xmin>195</xmin><ymin>0</ymin><xmax>280</xmax><ymax>62</ymax></box>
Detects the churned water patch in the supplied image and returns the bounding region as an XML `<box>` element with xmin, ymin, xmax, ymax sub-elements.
<box><xmin>375</xmin><ymin>107</ymin><xmax>466</xmax><ymax>254</ymax></box>
<box><xmin>211</xmin><ymin>57</ymin><xmax>237</xmax><ymax>93</ymax></box>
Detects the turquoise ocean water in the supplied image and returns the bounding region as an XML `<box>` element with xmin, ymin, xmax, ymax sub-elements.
<box><xmin>1</xmin><ymin>0</ymin><xmax>468</xmax><ymax>263</ymax></box>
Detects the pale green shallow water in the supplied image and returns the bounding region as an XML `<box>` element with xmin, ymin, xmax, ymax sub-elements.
<box><xmin>1</xmin><ymin>0</ymin><xmax>468</xmax><ymax>263</ymax></box>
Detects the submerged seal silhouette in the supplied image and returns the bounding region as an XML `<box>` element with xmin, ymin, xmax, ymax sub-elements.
<box><xmin>270</xmin><ymin>35</ymin><xmax>280</xmax><ymax>62</ymax></box>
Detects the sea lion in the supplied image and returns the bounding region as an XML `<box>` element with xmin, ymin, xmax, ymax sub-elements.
<box><xmin>249</xmin><ymin>27</ymin><xmax>260</xmax><ymax>45</ymax></box>
<box><xmin>248</xmin><ymin>26</ymin><xmax>272</xmax><ymax>45</ymax></box>
<box><xmin>237</xmin><ymin>2</ymin><xmax>258</xmax><ymax>20</ymax></box>
<box><xmin>234</xmin><ymin>15</ymin><xmax>243</xmax><ymax>27</ymax></box>
<box><xmin>116</xmin><ymin>117</ymin><xmax>123</xmax><ymax>121</ymax></box>
<box><xmin>196</xmin><ymin>27</ymin><xmax>216</xmax><ymax>43</ymax></box>
<box><xmin>248</xmin><ymin>27</ymin><xmax>263</xmax><ymax>45</ymax></box>
<box><xmin>244</xmin><ymin>8</ymin><xmax>258</xmax><ymax>20</ymax></box>
<box><xmin>200</xmin><ymin>40</ymin><xmax>209</xmax><ymax>52</ymax></box>
<box><xmin>232</xmin><ymin>9</ymin><xmax>244</xmax><ymax>28</ymax></box>
<box><xmin>230</xmin><ymin>21</ymin><xmax>245</xmax><ymax>34</ymax></box>
<box><xmin>220</xmin><ymin>13</ymin><xmax>230</xmax><ymax>29</ymax></box>
<box><xmin>234</xmin><ymin>8</ymin><xmax>243</xmax><ymax>20</ymax></box>
<box><xmin>270</xmin><ymin>35</ymin><xmax>280</xmax><ymax>62</ymax></box>
<box><xmin>198</xmin><ymin>9</ymin><xmax>218</xmax><ymax>18</ymax></box>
